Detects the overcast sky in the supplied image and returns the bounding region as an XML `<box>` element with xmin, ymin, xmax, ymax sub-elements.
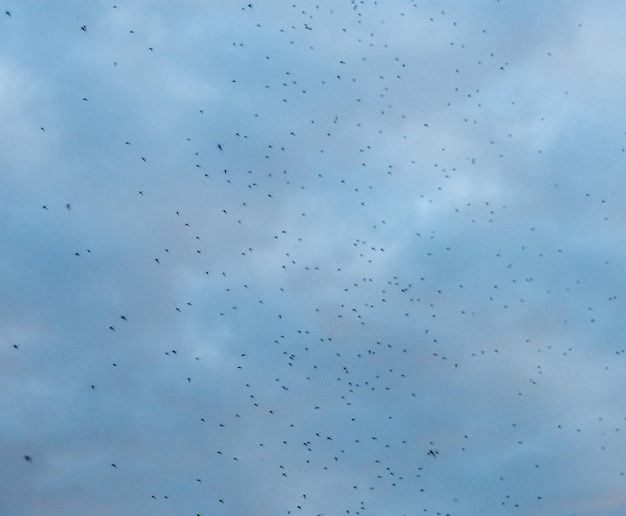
<box><xmin>2</xmin><ymin>1</ymin><xmax>626</xmax><ymax>515</ymax></box>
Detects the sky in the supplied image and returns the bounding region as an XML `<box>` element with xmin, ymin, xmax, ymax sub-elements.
<box><xmin>2</xmin><ymin>1</ymin><xmax>626</xmax><ymax>515</ymax></box>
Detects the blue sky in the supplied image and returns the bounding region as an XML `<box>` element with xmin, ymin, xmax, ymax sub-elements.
<box><xmin>2</xmin><ymin>1</ymin><xmax>626</xmax><ymax>515</ymax></box>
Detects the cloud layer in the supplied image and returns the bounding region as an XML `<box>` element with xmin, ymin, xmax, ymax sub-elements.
<box><xmin>2</xmin><ymin>1</ymin><xmax>626</xmax><ymax>515</ymax></box>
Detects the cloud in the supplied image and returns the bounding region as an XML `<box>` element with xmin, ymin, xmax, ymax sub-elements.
<box><xmin>2</xmin><ymin>1</ymin><xmax>626</xmax><ymax>514</ymax></box>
